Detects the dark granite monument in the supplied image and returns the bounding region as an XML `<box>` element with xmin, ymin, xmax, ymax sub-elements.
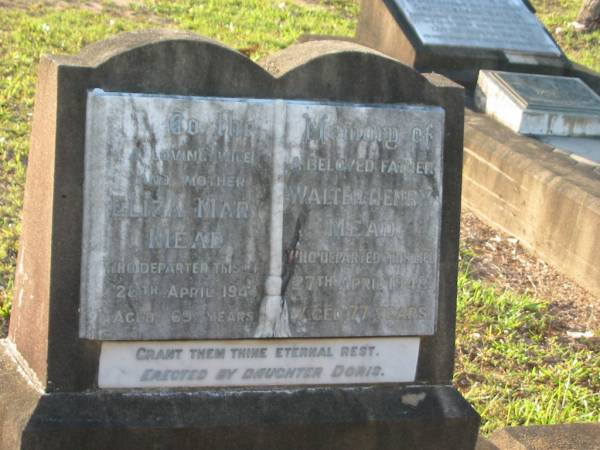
<box><xmin>356</xmin><ymin>0</ymin><xmax>570</xmax><ymax>87</ymax></box>
<box><xmin>0</xmin><ymin>30</ymin><xmax>479</xmax><ymax>449</ymax></box>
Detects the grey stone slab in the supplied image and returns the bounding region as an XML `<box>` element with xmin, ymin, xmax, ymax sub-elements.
<box><xmin>538</xmin><ymin>136</ymin><xmax>600</xmax><ymax>165</ymax></box>
<box><xmin>392</xmin><ymin>0</ymin><xmax>560</xmax><ymax>56</ymax></box>
<box><xmin>283</xmin><ymin>102</ymin><xmax>444</xmax><ymax>337</ymax></box>
<box><xmin>81</xmin><ymin>91</ymin><xmax>273</xmax><ymax>340</ymax></box>
<box><xmin>476</xmin><ymin>71</ymin><xmax>600</xmax><ymax>136</ymax></box>
<box><xmin>486</xmin><ymin>71</ymin><xmax>600</xmax><ymax>113</ymax></box>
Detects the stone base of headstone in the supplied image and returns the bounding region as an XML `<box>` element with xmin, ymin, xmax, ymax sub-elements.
<box><xmin>1</xmin><ymin>342</ymin><xmax>479</xmax><ymax>450</ymax></box>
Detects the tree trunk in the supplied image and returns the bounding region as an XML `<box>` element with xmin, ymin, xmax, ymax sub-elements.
<box><xmin>576</xmin><ymin>0</ymin><xmax>600</xmax><ymax>31</ymax></box>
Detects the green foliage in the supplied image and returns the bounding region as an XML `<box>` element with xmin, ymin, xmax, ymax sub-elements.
<box><xmin>533</xmin><ymin>0</ymin><xmax>600</xmax><ymax>71</ymax></box>
<box><xmin>0</xmin><ymin>0</ymin><xmax>355</xmax><ymax>320</ymax></box>
<box><xmin>455</xmin><ymin>252</ymin><xmax>600</xmax><ymax>434</ymax></box>
<box><xmin>135</xmin><ymin>0</ymin><xmax>356</xmax><ymax>59</ymax></box>
<box><xmin>0</xmin><ymin>6</ymin><xmax>158</xmax><ymax>320</ymax></box>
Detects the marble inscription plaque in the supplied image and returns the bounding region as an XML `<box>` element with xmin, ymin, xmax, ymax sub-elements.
<box><xmin>81</xmin><ymin>92</ymin><xmax>444</xmax><ymax>340</ymax></box>
<box><xmin>486</xmin><ymin>71</ymin><xmax>600</xmax><ymax>112</ymax></box>
<box><xmin>98</xmin><ymin>337</ymin><xmax>420</xmax><ymax>388</ymax></box>
<box><xmin>81</xmin><ymin>91</ymin><xmax>273</xmax><ymax>340</ymax></box>
<box><xmin>476</xmin><ymin>71</ymin><xmax>600</xmax><ymax>136</ymax></box>
<box><xmin>393</xmin><ymin>0</ymin><xmax>561</xmax><ymax>56</ymax></box>
<box><xmin>283</xmin><ymin>103</ymin><xmax>444</xmax><ymax>336</ymax></box>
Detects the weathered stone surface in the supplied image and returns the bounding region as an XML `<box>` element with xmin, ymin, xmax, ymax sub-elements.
<box><xmin>81</xmin><ymin>92</ymin><xmax>273</xmax><ymax>340</ymax></box>
<box><xmin>391</xmin><ymin>0</ymin><xmax>560</xmax><ymax>56</ymax></box>
<box><xmin>284</xmin><ymin>102</ymin><xmax>444</xmax><ymax>337</ymax></box>
<box><xmin>2</xmin><ymin>30</ymin><xmax>477</xmax><ymax>450</ymax></box>
<box><xmin>476</xmin><ymin>70</ymin><xmax>600</xmax><ymax>136</ymax></box>
<box><xmin>81</xmin><ymin>93</ymin><xmax>444</xmax><ymax>340</ymax></box>
<box><xmin>538</xmin><ymin>136</ymin><xmax>600</xmax><ymax>164</ymax></box>
<box><xmin>476</xmin><ymin>436</ymin><xmax>501</xmax><ymax>450</ymax></box>
<box><xmin>356</xmin><ymin>0</ymin><xmax>568</xmax><ymax>87</ymax></box>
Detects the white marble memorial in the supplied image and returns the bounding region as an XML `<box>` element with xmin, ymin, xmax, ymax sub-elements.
<box><xmin>98</xmin><ymin>338</ymin><xmax>420</xmax><ymax>388</ymax></box>
<box><xmin>476</xmin><ymin>70</ymin><xmax>600</xmax><ymax>136</ymax></box>
<box><xmin>393</xmin><ymin>0</ymin><xmax>561</xmax><ymax>57</ymax></box>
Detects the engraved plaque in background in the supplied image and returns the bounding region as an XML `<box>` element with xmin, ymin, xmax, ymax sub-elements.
<box><xmin>283</xmin><ymin>103</ymin><xmax>444</xmax><ymax>336</ymax></box>
<box><xmin>81</xmin><ymin>91</ymin><xmax>273</xmax><ymax>340</ymax></box>
<box><xmin>493</xmin><ymin>72</ymin><xmax>600</xmax><ymax>112</ymax></box>
<box><xmin>476</xmin><ymin>71</ymin><xmax>600</xmax><ymax>136</ymax></box>
<box><xmin>393</xmin><ymin>0</ymin><xmax>561</xmax><ymax>56</ymax></box>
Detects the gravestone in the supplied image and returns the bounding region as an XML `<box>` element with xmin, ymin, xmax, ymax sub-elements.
<box><xmin>356</xmin><ymin>0</ymin><xmax>569</xmax><ymax>87</ymax></box>
<box><xmin>0</xmin><ymin>30</ymin><xmax>479</xmax><ymax>449</ymax></box>
<box><xmin>475</xmin><ymin>70</ymin><xmax>600</xmax><ymax>136</ymax></box>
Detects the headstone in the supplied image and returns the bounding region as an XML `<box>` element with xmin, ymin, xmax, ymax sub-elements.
<box><xmin>475</xmin><ymin>70</ymin><xmax>600</xmax><ymax>136</ymax></box>
<box><xmin>356</xmin><ymin>0</ymin><xmax>569</xmax><ymax>86</ymax></box>
<box><xmin>0</xmin><ymin>31</ymin><xmax>479</xmax><ymax>449</ymax></box>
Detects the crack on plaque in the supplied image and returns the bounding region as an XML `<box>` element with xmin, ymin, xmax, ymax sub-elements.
<box><xmin>425</xmin><ymin>173</ymin><xmax>439</xmax><ymax>199</ymax></box>
<box><xmin>282</xmin><ymin>207</ymin><xmax>307</xmax><ymax>294</ymax></box>
<box><xmin>277</xmin><ymin>208</ymin><xmax>309</xmax><ymax>336</ymax></box>
<box><xmin>254</xmin><ymin>208</ymin><xmax>307</xmax><ymax>338</ymax></box>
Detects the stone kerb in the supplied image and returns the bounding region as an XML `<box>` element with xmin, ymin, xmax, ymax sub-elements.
<box><xmin>7</xmin><ymin>30</ymin><xmax>464</xmax><ymax>392</ymax></box>
<box><xmin>463</xmin><ymin>110</ymin><xmax>600</xmax><ymax>298</ymax></box>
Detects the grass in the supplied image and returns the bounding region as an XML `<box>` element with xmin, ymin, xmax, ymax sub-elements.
<box><xmin>0</xmin><ymin>0</ymin><xmax>598</xmax><ymax>436</ymax></box>
<box><xmin>455</xmin><ymin>249</ymin><xmax>599</xmax><ymax>434</ymax></box>
<box><xmin>533</xmin><ymin>0</ymin><xmax>600</xmax><ymax>71</ymax></box>
<box><xmin>135</xmin><ymin>0</ymin><xmax>357</xmax><ymax>59</ymax></box>
<box><xmin>0</xmin><ymin>0</ymin><xmax>356</xmax><ymax>324</ymax></box>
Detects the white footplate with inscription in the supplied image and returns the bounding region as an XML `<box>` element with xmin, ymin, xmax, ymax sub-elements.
<box><xmin>98</xmin><ymin>338</ymin><xmax>420</xmax><ymax>388</ymax></box>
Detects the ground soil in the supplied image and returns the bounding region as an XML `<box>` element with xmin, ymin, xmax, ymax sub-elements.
<box><xmin>461</xmin><ymin>209</ymin><xmax>599</xmax><ymax>336</ymax></box>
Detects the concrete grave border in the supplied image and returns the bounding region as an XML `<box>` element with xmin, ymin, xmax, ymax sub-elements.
<box><xmin>463</xmin><ymin>108</ymin><xmax>600</xmax><ymax>298</ymax></box>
